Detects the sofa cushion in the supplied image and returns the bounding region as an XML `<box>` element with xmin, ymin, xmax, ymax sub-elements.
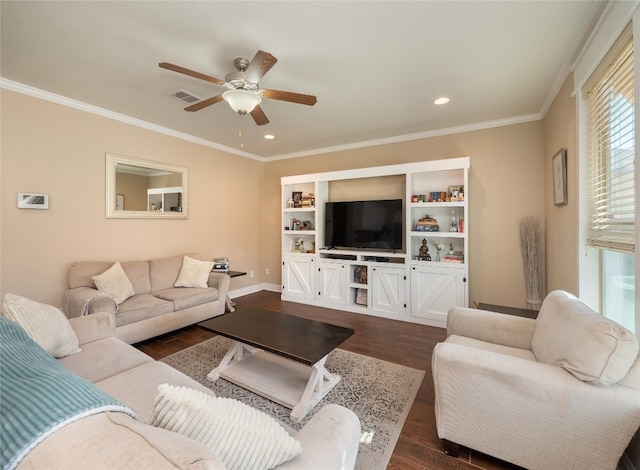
<box><xmin>68</xmin><ymin>261</ymin><xmax>113</xmax><ymax>288</ymax></box>
<box><xmin>149</xmin><ymin>384</ymin><xmax>302</xmax><ymax>470</ymax></box>
<box><xmin>96</xmin><ymin>361</ymin><xmax>215</xmax><ymax>422</ymax></box>
<box><xmin>120</xmin><ymin>261</ymin><xmax>151</xmax><ymax>295</ymax></box>
<box><xmin>116</xmin><ymin>294</ymin><xmax>174</xmax><ymax>327</ymax></box>
<box><xmin>153</xmin><ymin>287</ymin><xmax>219</xmax><ymax>311</ymax></box>
<box><xmin>92</xmin><ymin>262</ymin><xmax>136</xmax><ymax>305</ymax></box>
<box><xmin>18</xmin><ymin>412</ymin><xmax>225</xmax><ymax>470</ymax></box>
<box><xmin>2</xmin><ymin>293</ymin><xmax>80</xmax><ymax>358</ymax></box>
<box><xmin>175</xmin><ymin>256</ymin><xmax>215</xmax><ymax>288</ymax></box>
<box><xmin>531</xmin><ymin>290</ymin><xmax>639</xmax><ymax>385</ymax></box>
<box><xmin>59</xmin><ymin>336</ymin><xmax>153</xmax><ymax>383</ymax></box>
<box><xmin>150</xmin><ymin>255</ymin><xmax>190</xmax><ymax>291</ymax></box>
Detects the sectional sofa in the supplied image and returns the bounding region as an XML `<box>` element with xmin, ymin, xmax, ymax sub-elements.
<box><xmin>1</xmin><ymin>296</ymin><xmax>362</xmax><ymax>469</ymax></box>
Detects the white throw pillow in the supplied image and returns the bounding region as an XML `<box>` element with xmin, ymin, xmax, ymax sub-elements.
<box><xmin>2</xmin><ymin>293</ymin><xmax>80</xmax><ymax>358</ymax></box>
<box><xmin>92</xmin><ymin>262</ymin><xmax>135</xmax><ymax>304</ymax></box>
<box><xmin>532</xmin><ymin>290</ymin><xmax>639</xmax><ymax>385</ymax></box>
<box><xmin>174</xmin><ymin>256</ymin><xmax>214</xmax><ymax>288</ymax></box>
<box><xmin>148</xmin><ymin>384</ymin><xmax>302</xmax><ymax>470</ymax></box>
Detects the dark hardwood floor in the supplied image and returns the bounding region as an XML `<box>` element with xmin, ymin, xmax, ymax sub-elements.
<box><xmin>135</xmin><ymin>290</ymin><xmax>520</xmax><ymax>470</ymax></box>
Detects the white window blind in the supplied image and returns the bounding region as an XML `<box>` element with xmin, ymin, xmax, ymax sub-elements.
<box><xmin>586</xmin><ymin>32</ymin><xmax>635</xmax><ymax>254</ymax></box>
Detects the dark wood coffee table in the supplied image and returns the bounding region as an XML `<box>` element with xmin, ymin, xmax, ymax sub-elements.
<box><xmin>198</xmin><ymin>307</ymin><xmax>354</xmax><ymax>421</ymax></box>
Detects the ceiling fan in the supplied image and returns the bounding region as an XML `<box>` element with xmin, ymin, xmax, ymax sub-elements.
<box><xmin>159</xmin><ymin>50</ymin><xmax>317</xmax><ymax>126</ymax></box>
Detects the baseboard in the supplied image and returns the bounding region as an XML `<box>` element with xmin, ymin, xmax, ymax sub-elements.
<box><xmin>229</xmin><ymin>283</ymin><xmax>280</xmax><ymax>299</ymax></box>
<box><xmin>618</xmin><ymin>452</ymin><xmax>636</xmax><ymax>470</ymax></box>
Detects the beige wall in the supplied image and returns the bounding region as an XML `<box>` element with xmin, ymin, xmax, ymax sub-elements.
<box><xmin>1</xmin><ymin>89</ymin><xmax>264</xmax><ymax>306</ymax></box>
<box><xmin>2</xmin><ymin>87</ymin><xmax>566</xmax><ymax>311</ymax></box>
<box><xmin>543</xmin><ymin>74</ymin><xmax>579</xmax><ymax>294</ymax></box>
<box><xmin>264</xmin><ymin>122</ymin><xmax>546</xmax><ymax>308</ymax></box>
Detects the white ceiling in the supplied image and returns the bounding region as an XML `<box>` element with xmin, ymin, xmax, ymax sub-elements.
<box><xmin>1</xmin><ymin>1</ymin><xmax>601</xmax><ymax>160</ymax></box>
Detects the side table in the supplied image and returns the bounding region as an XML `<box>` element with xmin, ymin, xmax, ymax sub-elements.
<box><xmin>220</xmin><ymin>270</ymin><xmax>246</xmax><ymax>312</ymax></box>
<box><xmin>475</xmin><ymin>302</ymin><xmax>538</xmax><ymax>319</ymax></box>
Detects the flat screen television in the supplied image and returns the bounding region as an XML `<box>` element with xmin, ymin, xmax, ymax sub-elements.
<box><xmin>324</xmin><ymin>199</ymin><xmax>403</xmax><ymax>250</ymax></box>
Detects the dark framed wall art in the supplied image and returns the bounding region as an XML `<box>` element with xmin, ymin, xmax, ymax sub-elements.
<box><xmin>552</xmin><ymin>148</ymin><xmax>568</xmax><ymax>206</ymax></box>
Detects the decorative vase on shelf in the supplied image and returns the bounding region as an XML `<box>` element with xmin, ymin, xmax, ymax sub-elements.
<box><xmin>436</xmin><ymin>252</ymin><xmax>440</xmax><ymax>262</ymax></box>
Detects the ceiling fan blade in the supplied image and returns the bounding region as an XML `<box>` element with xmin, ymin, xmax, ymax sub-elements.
<box><xmin>184</xmin><ymin>94</ymin><xmax>224</xmax><ymax>112</ymax></box>
<box><xmin>250</xmin><ymin>105</ymin><xmax>269</xmax><ymax>126</ymax></box>
<box><xmin>262</xmin><ymin>89</ymin><xmax>317</xmax><ymax>106</ymax></box>
<box><xmin>244</xmin><ymin>50</ymin><xmax>277</xmax><ymax>84</ymax></box>
<box><xmin>159</xmin><ymin>62</ymin><xmax>225</xmax><ymax>86</ymax></box>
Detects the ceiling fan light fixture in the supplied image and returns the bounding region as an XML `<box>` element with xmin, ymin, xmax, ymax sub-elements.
<box><xmin>222</xmin><ymin>89</ymin><xmax>262</xmax><ymax>114</ymax></box>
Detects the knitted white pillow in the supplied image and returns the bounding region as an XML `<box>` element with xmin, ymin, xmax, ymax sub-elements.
<box><xmin>148</xmin><ymin>384</ymin><xmax>302</xmax><ymax>470</ymax></box>
<box><xmin>174</xmin><ymin>256</ymin><xmax>214</xmax><ymax>288</ymax></box>
<box><xmin>2</xmin><ymin>293</ymin><xmax>80</xmax><ymax>358</ymax></box>
<box><xmin>92</xmin><ymin>262</ymin><xmax>135</xmax><ymax>305</ymax></box>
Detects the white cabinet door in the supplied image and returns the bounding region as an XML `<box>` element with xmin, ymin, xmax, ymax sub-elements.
<box><xmin>371</xmin><ymin>266</ymin><xmax>406</xmax><ymax>315</ymax></box>
<box><xmin>410</xmin><ymin>265</ymin><xmax>465</xmax><ymax>324</ymax></box>
<box><xmin>318</xmin><ymin>262</ymin><xmax>347</xmax><ymax>306</ymax></box>
<box><xmin>282</xmin><ymin>256</ymin><xmax>315</xmax><ymax>300</ymax></box>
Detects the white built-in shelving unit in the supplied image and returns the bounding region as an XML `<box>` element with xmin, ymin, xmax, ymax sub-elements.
<box><xmin>281</xmin><ymin>157</ymin><xmax>469</xmax><ymax>328</ymax></box>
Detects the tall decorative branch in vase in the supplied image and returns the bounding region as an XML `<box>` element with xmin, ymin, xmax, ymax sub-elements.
<box><xmin>519</xmin><ymin>216</ymin><xmax>544</xmax><ymax>310</ymax></box>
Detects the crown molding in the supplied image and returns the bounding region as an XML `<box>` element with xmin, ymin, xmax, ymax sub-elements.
<box><xmin>0</xmin><ymin>78</ymin><xmax>265</xmax><ymax>162</ymax></box>
<box><xmin>268</xmin><ymin>113</ymin><xmax>542</xmax><ymax>161</ymax></box>
<box><xmin>2</xmin><ymin>77</ymin><xmax>542</xmax><ymax>163</ymax></box>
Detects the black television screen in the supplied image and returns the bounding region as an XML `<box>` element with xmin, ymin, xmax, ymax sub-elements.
<box><xmin>324</xmin><ymin>199</ymin><xmax>403</xmax><ymax>250</ymax></box>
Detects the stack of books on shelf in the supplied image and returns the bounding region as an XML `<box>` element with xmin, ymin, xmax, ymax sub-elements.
<box><xmin>212</xmin><ymin>257</ymin><xmax>229</xmax><ymax>272</ymax></box>
<box><xmin>442</xmin><ymin>254</ymin><xmax>464</xmax><ymax>263</ymax></box>
<box><xmin>301</xmin><ymin>193</ymin><xmax>315</xmax><ymax>207</ymax></box>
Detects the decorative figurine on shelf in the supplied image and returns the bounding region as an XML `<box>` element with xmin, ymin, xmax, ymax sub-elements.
<box><xmin>415</xmin><ymin>215</ymin><xmax>439</xmax><ymax>232</ymax></box>
<box><xmin>434</xmin><ymin>241</ymin><xmax>444</xmax><ymax>262</ymax></box>
<box><xmin>449</xmin><ymin>209</ymin><xmax>458</xmax><ymax>232</ymax></box>
<box><xmin>417</xmin><ymin>238</ymin><xmax>431</xmax><ymax>261</ymax></box>
<box><xmin>449</xmin><ymin>242</ymin><xmax>455</xmax><ymax>255</ymax></box>
<box><xmin>287</xmin><ymin>197</ymin><xmax>294</xmax><ymax>208</ymax></box>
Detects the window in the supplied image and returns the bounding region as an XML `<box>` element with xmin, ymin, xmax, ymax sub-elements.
<box><xmin>585</xmin><ymin>29</ymin><xmax>635</xmax><ymax>331</ymax></box>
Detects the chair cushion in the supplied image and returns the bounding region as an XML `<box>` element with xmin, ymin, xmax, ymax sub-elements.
<box><xmin>446</xmin><ymin>335</ymin><xmax>537</xmax><ymax>362</ymax></box>
<box><xmin>531</xmin><ymin>290</ymin><xmax>639</xmax><ymax>385</ymax></box>
<box><xmin>148</xmin><ymin>384</ymin><xmax>302</xmax><ymax>470</ymax></box>
<box><xmin>2</xmin><ymin>293</ymin><xmax>80</xmax><ymax>358</ymax></box>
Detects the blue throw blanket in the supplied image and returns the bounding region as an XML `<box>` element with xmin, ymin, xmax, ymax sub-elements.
<box><xmin>0</xmin><ymin>317</ymin><xmax>136</xmax><ymax>470</ymax></box>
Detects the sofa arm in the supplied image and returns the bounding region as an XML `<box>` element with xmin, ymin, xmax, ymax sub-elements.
<box><xmin>208</xmin><ymin>272</ymin><xmax>231</xmax><ymax>301</ymax></box>
<box><xmin>278</xmin><ymin>404</ymin><xmax>361</xmax><ymax>470</ymax></box>
<box><xmin>432</xmin><ymin>341</ymin><xmax>640</xmax><ymax>470</ymax></box>
<box><xmin>447</xmin><ymin>307</ymin><xmax>536</xmax><ymax>350</ymax></box>
<box><xmin>63</xmin><ymin>287</ymin><xmax>116</xmax><ymax>319</ymax></box>
<box><xmin>68</xmin><ymin>312</ymin><xmax>115</xmax><ymax>345</ymax></box>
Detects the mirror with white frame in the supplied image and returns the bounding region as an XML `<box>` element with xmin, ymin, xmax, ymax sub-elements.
<box><xmin>105</xmin><ymin>153</ymin><xmax>189</xmax><ymax>219</ymax></box>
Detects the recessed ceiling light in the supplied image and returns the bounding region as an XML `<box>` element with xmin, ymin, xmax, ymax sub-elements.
<box><xmin>434</xmin><ymin>97</ymin><xmax>450</xmax><ymax>105</ymax></box>
<box><xmin>264</xmin><ymin>134</ymin><xmax>275</xmax><ymax>140</ymax></box>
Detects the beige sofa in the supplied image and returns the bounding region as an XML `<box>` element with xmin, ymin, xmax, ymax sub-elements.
<box><xmin>432</xmin><ymin>290</ymin><xmax>640</xmax><ymax>470</ymax></box>
<box><xmin>63</xmin><ymin>254</ymin><xmax>230</xmax><ymax>344</ymax></box>
<box><xmin>3</xmin><ymin>310</ymin><xmax>361</xmax><ymax>469</ymax></box>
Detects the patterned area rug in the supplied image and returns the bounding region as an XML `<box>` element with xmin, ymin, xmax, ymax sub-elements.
<box><xmin>161</xmin><ymin>336</ymin><xmax>425</xmax><ymax>470</ymax></box>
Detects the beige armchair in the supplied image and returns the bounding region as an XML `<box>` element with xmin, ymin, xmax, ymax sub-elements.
<box><xmin>432</xmin><ymin>290</ymin><xmax>640</xmax><ymax>470</ymax></box>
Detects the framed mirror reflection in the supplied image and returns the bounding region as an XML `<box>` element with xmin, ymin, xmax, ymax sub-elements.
<box><xmin>105</xmin><ymin>153</ymin><xmax>189</xmax><ymax>219</ymax></box>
